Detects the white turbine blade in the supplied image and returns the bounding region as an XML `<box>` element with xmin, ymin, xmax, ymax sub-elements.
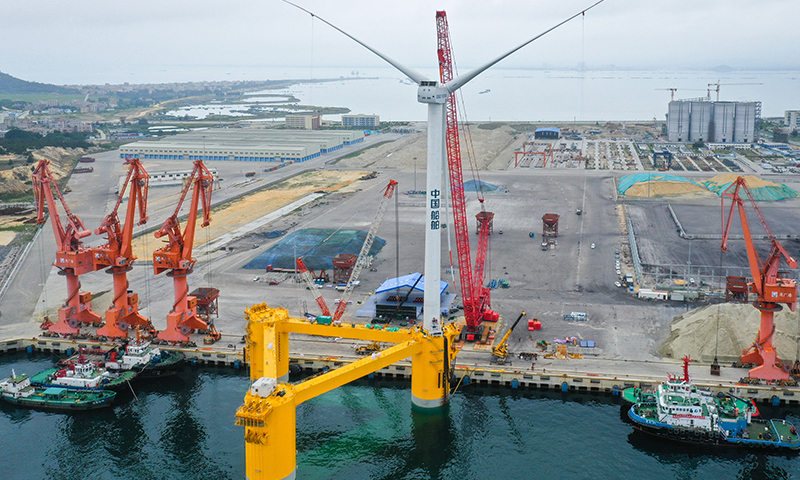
<box><xmin>282</xmin><ymin>0</ymin><xmax>428</xmax><ymax>85</ymax></box>
<box><xmin>446</xmin><ymin>0</ymin><xmax>605</xmax><ymax>93</ymax></box>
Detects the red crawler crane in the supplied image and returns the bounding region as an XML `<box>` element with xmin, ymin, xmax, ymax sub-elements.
<box><xmin>32</xmin><ymin>159</ymin><xmax>101</xmax><ymax>335</ymax></box>
<box><xmin>296</xmin><ymin>257</ymin><xmax>331</xmax><ymax>317</ymax></box>
<box><xmin>93</xmin><ymin>157</ymin><xmax>150</xmax><ymax>339</ymax></box>
<box><xmin>721</xmin><ymin>176</ymin><xmax>798</xmax><ymax>381</ymax></box>
<box><xmin>436</xmin><ymin>11</ymin><xmax>496</xmax><ymax>339</ymax></box>
<box><xmin>153</xmin><ymin>160</ymin><xmax>214</xmax><ymax>343</ymax></box>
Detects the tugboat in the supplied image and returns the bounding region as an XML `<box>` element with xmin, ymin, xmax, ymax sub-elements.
<box><xmin>105</xmin><ymin>336</ymin><xmax>185</xmax><ymax>378</ymax></box>
<box><xmin>0</xmin><ymin>370</ymin><xmax>116</xmax><ymax>411</ymax></box>
<box><xmin>30</xmin><ymin>358</ymin><xmax>137</xmax><ymax>392</ymax></box>
<box><xmin>627</xmin><ymin>357</ymin><xmax>800</xmax><ymax>450</ymax></box>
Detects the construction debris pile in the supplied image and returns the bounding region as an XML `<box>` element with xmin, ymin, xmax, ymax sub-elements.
<box><xmin>658</xmin><ymin>303</ymin><xmax>800</xmax><ymax>362</ymax></box>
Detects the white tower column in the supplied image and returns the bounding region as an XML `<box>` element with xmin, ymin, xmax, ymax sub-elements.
<box><xmin>423</xmin><ymin>102</ymin><xmax>445</xmax><ymax>336</ymax></box>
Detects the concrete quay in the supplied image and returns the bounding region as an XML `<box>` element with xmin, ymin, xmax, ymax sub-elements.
<box><xmin>3</xmin><ymin>333</ymin><xmax>798</xmax><ymax>407</ymax></box>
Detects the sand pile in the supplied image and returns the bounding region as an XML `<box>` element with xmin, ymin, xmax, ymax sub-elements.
<box><xmin>624</xmin><ymin>180</ymin><xmax>708</xmax><ymax>197</ymax></box>
<box><xmin>659</xmin><ymin>303</ymin><xmax>800</xmax><ymax>362</ymax></box>
<box><xmin>335</xmin><ymin>124</ymin><xmax>525</xmax><ymax>171</ymax></box>
<box><xmin>704</xmin><ymin>174</ymin><xmax>779</xmax><ymax>189</ymax></box>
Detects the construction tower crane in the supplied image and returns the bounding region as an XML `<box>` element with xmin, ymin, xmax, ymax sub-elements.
<box><xmin>721</xmin><ymin>176</ymin><xmax>797</xmax><ymax>381</ymax></box>
<box><xmin>32</xmin><ymin>159</ymin><xmax>101</xmax><ymax>335</ymax></box>
<box><xmin>707</xmin><ymin>81</ymin><xmax>763</xmax><ymax>102</ymax></box>
<box><xmin>437</xmin><ymin>10</ymin><xmax>496</xmax><ymax>340</ymax></box>
<box><xmin>296</xmin><ymin>257</ymin><xmax>331</xmax><ymax>317</ymax></box>
<box><xmin>153</xmin><ymin>160</ymin><xmax>214</xmax><ymax>343</ymax></box>
<box><xmin>92</xmin><ymin>157</ymin><xmax>150</xmax><ymax>339</ymax></box>
<box><xmin>655</xmin><ymin>88</ymin><xmax>707</xmax><ymax>101</ymax></box>
<box><xmin>333</xmin><ymin>179</ymin><xmax>398</xmax><ymax>322</ymax></box>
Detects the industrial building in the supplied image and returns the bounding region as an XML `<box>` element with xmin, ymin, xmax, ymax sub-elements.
<box><xmin>342</xmin><ymin>114</ymin><xmax>380</xmax><ymax>128</ymax></box>
<box><xmin>119</xmin><ymin>129</ymin><xmax>365</xmax><ymax>163</ymax></box>
<box><xmin>285</xmin><ymin>114</ymin><xmax>320</xmax><ymax>130</ymax></box>
<box><xmin>785</xmin><ymin>110</ymin><xmax>800</xmax><ymax>131</ymax></box>
<box><xmin>667</xmin><ymin>99</ymin><xmax>760</xmax><ymax>143</ymax></box>
<box><xmin>534</xmin><ymin>127</ymin><xmax>560</xmax><ymax>140</ymax></box>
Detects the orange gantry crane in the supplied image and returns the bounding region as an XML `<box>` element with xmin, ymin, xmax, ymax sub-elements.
<box><xmin>32</xmin><ymin>159</ymin><xmax>101</xmax><ymax>335</ymax></box>
<box><xmin>436</xmin><ymin>11</ymin><xmax>496</xmax><ymax>340</ymax></box>
<box><xmin>153</xmin><ymin>160</ymin><xmax>214</xmax><ymax>343</ymax></box>
<box><xmin>92</xmin><ymin>157</ymin><xmax>151</xmax><ymax>338</ymax></box>
<box><xmin>721</xmin><ymin>176</ymin><xmax>798</xmax><ymax>381</ymax></box>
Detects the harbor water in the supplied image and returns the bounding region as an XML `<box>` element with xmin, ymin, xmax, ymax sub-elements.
<box><xmin>2</xmin><ymin>353</ymin><xmax>799</xmax><ymax>480</ymax></box>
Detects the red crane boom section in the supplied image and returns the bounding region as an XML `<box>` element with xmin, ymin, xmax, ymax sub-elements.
<box><xmin>32</xmin><ymin>160</ymin><xmax>92</xmax><ymax>256</ymax></box>
<box><xmin>95</xmin><ymin>158</ymin><xmax>149</xmax><ymax>266</ymax></box>
<box><xmin>721</xmin><ymin>177</ymin><xmax>797</xmax><ymax>310</ymax></box>
<box><xmin>437</xmin><ymin>11</ymin><xmax>491</xmax><ymax>331</ymax></box>
<box><xmin>153</xmin><ymin>160</ymin><xmax>213</xmax><ymax>275</ymax></box>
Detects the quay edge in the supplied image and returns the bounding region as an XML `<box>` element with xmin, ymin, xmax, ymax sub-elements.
<box><xmin>2</xmin><ymin>337</ymin><xmax>799</xmax><ymax>406</ymax></box>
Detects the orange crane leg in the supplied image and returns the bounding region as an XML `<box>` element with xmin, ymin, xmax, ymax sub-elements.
<box><xmin>741</xmin><ymin>309</ymin><xmax>790</xmax><ymax>381</ymax></box>
<box><xmin>49</xmin><ymin>274</ymin><xmax>101</xmax><ymax>335</ymax></box>
<box><xmin>97</xmin><ymin>267</ymin><xmax>148</xmax><ymax>339</ymax></box>
<box><xmin>157</xmin><ymin>275</ymin><xmax>207</xmax><ymax>343</ymax></box>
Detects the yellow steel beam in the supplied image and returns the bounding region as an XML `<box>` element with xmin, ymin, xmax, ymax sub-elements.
<box><xmin>294</xmin><ymin>340</ymin><xmax>422</xmax><ymax>405</ymax></box>
<box><xmin>282</xmin><ymin>318</ymin><xmax>413</xmax><ymax>343</ymax></box>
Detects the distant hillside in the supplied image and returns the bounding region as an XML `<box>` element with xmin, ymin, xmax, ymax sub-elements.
<box><xmin>0</xmin><ymin>72</ymin><xmax>79</xmax><ymax>95</ymax></box>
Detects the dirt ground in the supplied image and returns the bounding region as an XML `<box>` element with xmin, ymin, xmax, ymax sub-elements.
<box><xmin>334</xmin><ymin>124</ymin><xmax>526</xmax><ymax>171</ymax></box>
<box><xmin>130</xmin><ymin>169</ymin><xmax>370</xmax><ymax>259</ymax></box>
<box><xmin>0</xmin><ymin>146</ymin><xmax>92</xmax><ymax>196</ymax></box>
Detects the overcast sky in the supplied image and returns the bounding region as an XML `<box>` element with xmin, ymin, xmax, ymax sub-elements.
<box><xmin>4</xmin><ymin>0</ymin><xmax>800</xmax><ymax>85</ymax></box>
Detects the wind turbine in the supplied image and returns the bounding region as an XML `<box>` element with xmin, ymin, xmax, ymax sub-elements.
<box><xmin>283</xmin><ymin>1</ymin><xmax>605</xmax><ymax>337</ymax></box>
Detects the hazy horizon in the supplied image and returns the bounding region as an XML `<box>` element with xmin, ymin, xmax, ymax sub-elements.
<box><xmin>3</xmin><ymin>1</ymin><xmax>800</xmax><ymax>86</ymax></box>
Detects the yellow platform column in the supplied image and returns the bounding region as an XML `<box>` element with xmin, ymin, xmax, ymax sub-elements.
<box><xmin>239</xmin><ymin>383</ymin><xmax>298</xmax><ymax>480</ymax></box>
<box><xmin>411</xmin><ymin>325</ymin><xmax>459</xmax><ymax>408</ymax></box>
<box><xmin>246</xmin><ymin>304</ymin><xmax>291</xmax><ymax>383</ymax></box>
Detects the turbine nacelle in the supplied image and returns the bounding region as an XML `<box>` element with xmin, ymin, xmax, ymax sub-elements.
<box><xmin>417</xmin><ymin>81</ymin><xmax>449</xmax><ymax>104</ymax></box>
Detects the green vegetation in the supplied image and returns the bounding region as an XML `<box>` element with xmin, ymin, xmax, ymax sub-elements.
<box><xmin>0</xmin><ymin>129</ymin><xmax>91</xmax><ymax>155</ymax></box>
<box><xmin>0</xmin><ymin>72</ymin><xmax>79</xmax><ymax>95</ymax></box>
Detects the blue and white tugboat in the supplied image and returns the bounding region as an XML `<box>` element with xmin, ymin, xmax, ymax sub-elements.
<box><xmin>628</xmin><ymin>356</ymin><xmax>800</xmax><ymax>450</ymax></box>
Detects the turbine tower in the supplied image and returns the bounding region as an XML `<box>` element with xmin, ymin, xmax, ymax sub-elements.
<box><xmin>283</xmin><ymin>1</ymin><xmax>604</xmax><ymax>408</ymax></box>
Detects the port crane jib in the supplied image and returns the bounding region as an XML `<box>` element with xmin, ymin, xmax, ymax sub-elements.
<box><xmin>153</xmin><ymin>159</ymin><xmax>214</xmax><ymax>343</ymax></box>
<box><xmin>93</xmin><ymin>157</ymin><xmax>151</xmax><ymax>338</ymax></box>
<box><xmin>721</xmin><ymin>176</ymin><xmax>797</xmax><ymax>381</ymax></box>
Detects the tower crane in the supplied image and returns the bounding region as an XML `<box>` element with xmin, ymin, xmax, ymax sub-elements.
<box><xmin>92</xmin><ymin>157</ymin><xmax>151</xmax><ymax>339</ymax></box>
<box><xmin>707</xmin><ymin>81</ymin><xmax>763</xmax><ymax>102</ymax></box>
<box><xmin>296</xmin><ymin>257</ymin><xmax>331</xmax><ymax>317</ymax></box>
<box><xmin>721</xmin><ymin>176</ymin><xmax>797</xmax><ymax>381</ymax></box>
<box><xmin>332</xmin><ymin>179</ymin><xmax>397</xmax><ymax>322</ymax></box>
<box><xmin>655</xmin><ymin>88</ymin><xmax>707</xmax><ymax>101</ymax></box>
<box><xmin>437</xmin><ymin>10</ymin><xmax>496</xmax><ymax>340</ymax></box>
<box><xmin>153</xmin><ymin>160</ymin><xmax>214</xmax><ymax>343</ymax></box>
<box><xmin>32</xmin><ymin>159</ymin><xmax>101</xmax><ymax>335</ymax></box>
